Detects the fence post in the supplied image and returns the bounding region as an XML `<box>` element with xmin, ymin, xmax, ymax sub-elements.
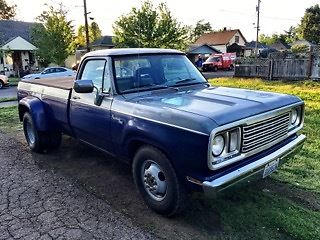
<box><xmin>269</xmin><ymin>59</ymin><xmax>273</xmax><ymax>80</ymax></box>
<box><xmin>307</xmin><ymin>48</ymin><xmax>313</xmax><ymax>79</ymax></box>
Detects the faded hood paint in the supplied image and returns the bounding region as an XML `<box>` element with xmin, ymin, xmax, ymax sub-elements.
<box><xmin>127</xmin><ymin>85</ymin><xmax>302</xmax><ymax>126</ymax></box>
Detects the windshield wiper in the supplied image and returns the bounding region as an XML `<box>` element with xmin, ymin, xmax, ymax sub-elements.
<box><xmin>174</xmin><ymin>78</ymin><xmax>197</xmax><ymax>84</ymax></box>
<box><xmin>121</xmin><ymin>83</ymin><xmax>178</xmax><ymax>94</ymax></box>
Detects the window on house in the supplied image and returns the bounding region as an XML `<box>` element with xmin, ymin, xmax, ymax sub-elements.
<box><xmin>235</xmin><ymin>36</ymin><xmax>240</xmax><ymax>43</ymax></box>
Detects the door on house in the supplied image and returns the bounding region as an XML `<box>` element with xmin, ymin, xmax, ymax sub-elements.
<box><xmin>12</xmin><ymin>51</ymin><xmax>23</xmax><ymax>77</ymax></box>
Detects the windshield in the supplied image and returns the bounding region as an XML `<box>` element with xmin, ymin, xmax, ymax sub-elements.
<box><xmin>205</xmin><ymin>57</ymin><xmax>220</xmax><ymax>63</ymax></box>
<box><xmin>113</xmin><ymin>54</ymin><xmax>207</xmax><ymax>94</ymax></box>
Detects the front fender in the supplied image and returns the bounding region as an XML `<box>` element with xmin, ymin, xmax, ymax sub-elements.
<box><xmin>18</xmin><ymin>96</ymin><xmax>51</xmax><ymax>132</ymax></box>
<box><xmin>120</xmin><ymin>118</ymin><xmax>210</xmax><ymax>180</ymax></box>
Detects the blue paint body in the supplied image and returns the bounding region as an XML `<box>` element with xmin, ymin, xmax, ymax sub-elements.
<box><xmin>17</xmin><ymin>49</ymin><xmax>303</xmax><ymax>191</ymax></box>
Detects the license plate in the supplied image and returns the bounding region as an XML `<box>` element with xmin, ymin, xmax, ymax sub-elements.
<box><xmin>263</xmin><ymin>159</ymin><xmax>279</xmax><ymax>178</ymax></box>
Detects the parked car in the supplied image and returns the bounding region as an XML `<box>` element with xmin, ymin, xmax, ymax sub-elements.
<box><xmin>0</xmin><ymin>74</ymin><xmax>9</xmax><ymax>89</ymax></box>
<box><xmin>21</xmin><ymin>67</ymin><xmax>75</xmax><ymax>80</ymax></box>
<box><xmin>202</xmin><ymin>53</ymin><xmax>236</xmax><ymax>72</ymax></box>
<box><xmin>17</xmin><ymin>48</ymin><xmax>305</xmax><ymax>216</ymax></box>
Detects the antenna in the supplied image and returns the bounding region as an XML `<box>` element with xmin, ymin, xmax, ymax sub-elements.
<box><xmin>255</xmin><ymin>0</ymin><xmax>261</xmax><ymax>57</ymax></box>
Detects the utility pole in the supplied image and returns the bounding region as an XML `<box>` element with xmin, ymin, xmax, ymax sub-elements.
<box><xmin>255</xmin><ymin>0</ymin><xmax>261</xmax><ymax>57</ymax></box>
<box><xmin>83</xmin><ymin>0</ymin><xmax>90</xmax><ymax>52</ymax></box>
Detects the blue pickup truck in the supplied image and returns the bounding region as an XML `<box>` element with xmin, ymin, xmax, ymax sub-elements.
<box><xmin>17</xmin><ymin>49</ymin><xmax>306</xmax><ymax>216</ymax></box>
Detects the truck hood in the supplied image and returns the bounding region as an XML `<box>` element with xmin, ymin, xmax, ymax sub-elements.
<box><xmin>127</xmin><ymin>85</ymin><xmax>302</xmax><ymax>126</ymax></box>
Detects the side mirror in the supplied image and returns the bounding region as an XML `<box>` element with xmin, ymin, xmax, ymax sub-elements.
<box><xmin>73</xmin><ymin>80</ymin><xmax>94</xmax><ymax>93</ymax></box>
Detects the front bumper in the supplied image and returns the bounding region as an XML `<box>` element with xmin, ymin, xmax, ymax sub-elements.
<box><xmin>201</xmin><ymin>134</ymin><xmax>306</xmax><ymax>195</ymax></box>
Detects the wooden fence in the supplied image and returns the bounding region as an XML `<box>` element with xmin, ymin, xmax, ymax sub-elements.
<box><xmin>235</xmin><ymin>48</ymin><xmax>320</xmax><ymax>80</ymax></box>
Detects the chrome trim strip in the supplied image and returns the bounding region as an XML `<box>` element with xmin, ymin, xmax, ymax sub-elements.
<box><xmin>207</xmin><ymin>102</ymin><xmax>304</xmax><ymax>170</ymax></box>
<box><xmin>112</xmin><ymin>110</ymin><xmax>210</xmax><ymax>136</ymax></box>
<box><xmin>202</xmin><ymin>134</ymin><xmax>306</xmax><ymax>193</ymax></box>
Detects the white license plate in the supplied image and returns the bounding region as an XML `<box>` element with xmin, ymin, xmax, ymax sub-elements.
<box><xmin>263</xmin><ymin>159</ymin><xmax>279</xmax><ymax>178</ymax></box>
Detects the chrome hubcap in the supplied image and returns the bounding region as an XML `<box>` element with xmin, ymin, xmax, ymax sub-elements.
<box><xmin>26</xmin><ymin>121</ymin><xmax>35</xmax><ymax>145</ymax></box>
<box><xmin>142</xmin><ymin>160</ymin><xmax>167</xmax><ymax>201</ymax></box>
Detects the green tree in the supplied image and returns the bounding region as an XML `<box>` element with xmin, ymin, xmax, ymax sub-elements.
<box><xmin>90</xmin><ymin>22</ymin><xmax>102</xmax><ymax>42</ymax></box>
<box><xmin>192</xmin><ymin>20</ymin><xmax>212</xmax><ymax>42</ymax></box>
<box><xmin>297</xmin><ymin>4</ymin><xmax>320</xmax><ymax>44</ymax></box>
<box><xmin>31</xmin><ymin>5</ymin><xmax>74</xmax><ymax>66</ymax></box>
<box><xmin>259</xmin><ymin>27</ymin><xmax>298</xmax><ymax>46</ymax></box>
<box><xmin>259</xmin><ymin>33</ymin><xmax>284</xmax><ymax>45</ymax></box>
<box><xmin>0</xmin><ymin>0</ymin><xmax>16</xmax><ymax>20</ymax></box>
<box><xmin>113</xmin><ymin>1</ymin><xmax>189</xmax><ymax>50</ymax></box>
<box><xmin>291</xmin><ymin>44</ymin><xmax>309</xmax><ymax>54</ymax></box>
<box><xmin>283</xmin><ymin>26</ymin><xmax>298</xmax><ymax>44</ymax></box>
<box><xmin>72</xmin><ymin>22</ymin><xmax>102</xmax><ymax>49</ymax></box>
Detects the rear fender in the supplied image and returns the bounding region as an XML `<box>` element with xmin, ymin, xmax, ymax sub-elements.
<box><xmin>18</xmin><ymin>96</ymin><xmax>51</xmax><ymax>132</ymax></box>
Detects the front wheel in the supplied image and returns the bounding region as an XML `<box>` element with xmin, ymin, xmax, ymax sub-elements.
<box><xmin>132</xmin><ymin>146</ymin><xmax>188</xmax><ymax>216</ymax></box>
<box><xmin>0</xmin><ymin>80</ymin><xmax>4</xmax><ymax>89</ymax></box>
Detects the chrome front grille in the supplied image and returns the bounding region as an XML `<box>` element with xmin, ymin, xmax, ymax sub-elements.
<box><xmin>242</xmin><ymin>112</ymin><xmax>290</xmax><ymax>153</ymax></box>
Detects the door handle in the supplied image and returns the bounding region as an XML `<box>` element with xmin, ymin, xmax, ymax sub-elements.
<box><xmin>72</xmin><ymin>96</ymin><xmax>81</xmax><ymax>100</ymax></box>
<box><xmin>112</xmin><ymin>115</ymin><xmax>124</xmax><ymax>124</ymax></box>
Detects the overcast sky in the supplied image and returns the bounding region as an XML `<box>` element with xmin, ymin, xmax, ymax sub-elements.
<box><xmin>10</xmin><ymin>0</ymin><xmax>320</xmax><ymax>41</ymax></box>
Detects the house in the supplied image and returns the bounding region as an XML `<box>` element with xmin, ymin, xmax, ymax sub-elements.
<box><xmin>186</xmin><ymin>44</ymin><xmax>221</xmax><ymax>63</ymax></box>
<box><xmin>245</xmin><ymin>41</ymin><xmax>277</xmax><ymax>57</ymax></box>
<box><xmin>269</xmin><ymin>41</ymin><xmax>291</xmax><ymax>52</ymax></box>
<box><xmin>0</xmin><ymin>20</ymin><xmax>38</xmax><ymax>77</ymax></box>
<box><xmin>194</xmin><ymin>29</ymin><xmax>247</xmax><ymax>55</ymax></box>
<box><xmin>75</xmin><ymin>35</ymin><xmax>114</xmax><ymax>61</ymax></box>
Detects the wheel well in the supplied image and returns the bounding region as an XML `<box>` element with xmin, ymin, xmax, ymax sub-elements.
<box><xmin>18</xmin><ymin>105</ymin><xmax>29</xmax><ymax>121</ymax></box>
<box><xmin>127</xmin><ymin>139</ymin><xmax>169</xmax><ymax>164</ymax></box>
<box><xmin>128</xmin><ymin>140</ymin><xmax>145</xmax><ymax>161</ymax></box>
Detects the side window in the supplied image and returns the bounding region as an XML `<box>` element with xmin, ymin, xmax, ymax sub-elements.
<box><xmin>235</xmin><ymin>36</ymin><xmax>240</xmax><ymax>43</ymax></box>
<box><xmin>56</xmin><ymin>68</ymin><xmax>67</xmax><ymax>72</ymax></box>
<box><xmin>80</xmin><ymin>60</ymin><xmax>106</xmax><ymax>89</ymax></box>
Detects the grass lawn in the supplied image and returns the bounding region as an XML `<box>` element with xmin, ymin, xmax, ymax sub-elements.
<box><xmin>0</xmin><ymin>106</ymin><xmax>20</xmax><ymax>132</ymax></box>
<box><xmin>0</xmin><ymin>97</ymin><xmax>18</xmax><ymax>103</ymax></box>
<box><xmin>8</xmin><ymin>77</ymin><xmax>20</xmax><ymax>86</ymax></box>
<box><xmin>0</xmin><ymin>79</ymin><xmax>319</xmax><ymax>240</ymax></box>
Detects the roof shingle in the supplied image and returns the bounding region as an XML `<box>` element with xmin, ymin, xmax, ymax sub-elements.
<box><xmin>0</xmin><ymin>20</ymin><xmax>36</xmax><ymax>45</ymax></box>
<box><xmin>195</xmin><ymin>29</ymin><xmax>241</xmax><ymax>45</ymax></box>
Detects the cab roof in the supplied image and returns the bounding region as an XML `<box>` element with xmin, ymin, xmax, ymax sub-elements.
<box><xmin>84</xmin><ymin>48</ymin><xmax>184</xmax><ymax>58</ymax></box>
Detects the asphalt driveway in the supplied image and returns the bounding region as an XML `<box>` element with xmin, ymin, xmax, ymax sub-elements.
<box><xmin>0</xmin><ymin>131</ymin><xmax>156</xmax><ymax>240</ymax></box>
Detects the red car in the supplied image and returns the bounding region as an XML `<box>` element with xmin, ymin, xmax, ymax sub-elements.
<box><xmin>202</xmin><ymin>53</ymin><xmax>235</xmax><ymax>72</ymax></box>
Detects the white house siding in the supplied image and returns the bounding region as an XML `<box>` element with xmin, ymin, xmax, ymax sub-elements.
<box><xmin>230</xmin><ymin>33</ymin><xmax>246</xmax><ymax>46</ymax></box>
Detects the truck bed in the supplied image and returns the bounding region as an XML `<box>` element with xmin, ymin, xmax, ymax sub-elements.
<box><xmin>21</xmin><ymin>77</ymin><xmax>75</xmax><ymax>90</ymax></box>
<box><xmin>18</xmin><ymin>77</ymin><xmax>75</xmax><ymax>135</ymax></box>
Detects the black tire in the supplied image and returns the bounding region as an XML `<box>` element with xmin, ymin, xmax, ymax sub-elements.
<box><xmin>0</xmin><ymin>80</ymin><xmax>3</xmax><ymax>89</ymax></box>
<box><xmin>229</xmin><ymin>65</ymin><xmax>234</xmax><ymax>71</ymax></box>
<box><xmin>214</xmin><ymin>66</ymin><xmax>218</xmax><ymax>72</ymax></box>
<box><xmin>23</xmin><ymin>112</ymin><xmax>61</xmax><ymax>153</ymax></box>
<box><xmin>132</xmin><ymin>145</ymin><xmax>188</xmax><ymax>216</ymax></box>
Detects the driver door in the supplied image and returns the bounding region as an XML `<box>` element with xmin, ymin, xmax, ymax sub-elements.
<box><xmin>69</xmin><ymin>57</ymin><xmax>113</xmax><ymax>153</ymax></box>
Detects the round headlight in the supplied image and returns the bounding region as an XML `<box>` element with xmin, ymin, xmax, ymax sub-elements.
<box><xmin>212</xmin><ymin>135</ymin><xmax>225</xmax><ymax>156</ymax></box>
<box><xmin>291</xmin><ymin>109</ymin><xmax>298</xmax><ymax>124</ymax></box>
